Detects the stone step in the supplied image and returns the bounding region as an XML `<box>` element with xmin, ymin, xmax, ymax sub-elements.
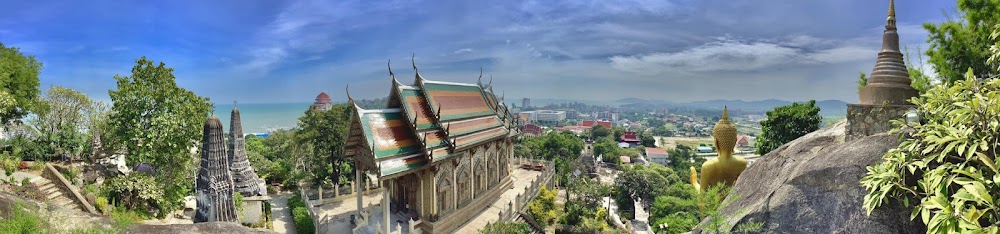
<box><xmin>37</xmin><ymin>182</ymin><xmax>57</xmax><ymax>192</ymax></box>
<box><xmin>56</xmin><ymin>199</ymin><xmax>76</xmax><ymax>208</ymax></box>
<box><xmin>43</xmin><ymin>186</ymin><xmax>62</xmax><ymax>195</ymax></box>
<box><xmin>47</xmin><ymin>192</ymin><xmax>66</xmax><ymax>200</ymax></box>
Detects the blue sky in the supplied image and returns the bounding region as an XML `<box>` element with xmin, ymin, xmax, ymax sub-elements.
<box><xmin>1</xmin><ymin>0</ymin><xmax>957</xmax><ymax>104</ymax></box>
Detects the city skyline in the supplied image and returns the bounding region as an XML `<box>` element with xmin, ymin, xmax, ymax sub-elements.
<box><xmin>2</xmin><ymin>0</ymin><xmax>956</xmax><ymax>103</ymax></box>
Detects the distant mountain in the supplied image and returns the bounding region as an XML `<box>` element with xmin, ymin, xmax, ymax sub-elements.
<box><xmin>673</xmin><ymin>99</ymin><xmax>848</xmax><ymax>117</ymax></box>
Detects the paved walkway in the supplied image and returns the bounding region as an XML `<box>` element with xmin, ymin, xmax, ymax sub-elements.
<box><xmin>452</xmin><ymin>169</ymin><xmax>541</xmax><ymax>233</ymax></box>
<box><xmin>311</xmin><ymin>169</ymin><xmax>544</xmax><ymax>234</ymax></box>
<box><xmin>271</xmin><ymin>193</ymin><xmax>296</xmax><ymax>234</ymax></box>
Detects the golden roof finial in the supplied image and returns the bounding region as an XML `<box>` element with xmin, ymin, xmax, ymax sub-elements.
<box><xmin>888</xmin><ymin>0</ymin><xmax>895</xmax><ymax>19</ymax></box>
<box><xmin>722</xmin><ymin>106</ymin><xmax>729</xmax><ymax>121</ymax></box>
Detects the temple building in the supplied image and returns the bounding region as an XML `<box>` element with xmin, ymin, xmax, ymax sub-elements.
<box><xmin>315</xmin><ymin>92</ymin><xmax>333</xmax><ymax>111</ymax></box>
<box><xmin>847</xmin><ymin>0</ymin><xmax>919</xmax><ymax>140</ymax></box>
<box><xmin>229</xmin><ymin>104</ymin><xmax>265</xmax><ymax>197</ymax></box>
<box><xmin>194</xmin><ymin>114</ymin><xmax>239</xmax><ymax>223</ymax></box>
<box><xmin>690</xmin><ymin>107</ymin><xmax>747</xmax><ymax>192</ymax></box>
<box><xmin>346</xmin><ymin>60</ymin><xmax>519</xmax><ymax>233</ymax></box>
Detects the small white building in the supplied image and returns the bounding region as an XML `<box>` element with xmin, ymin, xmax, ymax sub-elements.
<box><xmin>645</xmin><ymin>148</ymin><xmax>670</xmax><ymax>165</ymax></box>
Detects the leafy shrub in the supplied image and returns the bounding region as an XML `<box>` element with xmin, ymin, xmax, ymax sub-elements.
<box><xmin>17</xmin><ymin>161</ymin><xmax>28</xmax><ymax>171</ymax></box>
<box><xmin>28</xmin><ymin>162</ymin><xmax>44</xmax><ymax>171</ymax></box>
<box><xmin>527</xmin><ymin>186</ymin><xmax>558</xmax><ymax>227</ymax></box>
<box><xmin>0</xmin><ymin>152</ymin><xmax>19</xmax><ymax>173</ymax></box>
<box><xmin>480</xmin><ymin>221</ymin><xmax>532</xmax><ymax>234</ymax></box>
<box><xmin>862</xmin><ymin>70</ymin><xmax>1000</xmax><ymax>233</ymax></box>
<box><xmin>94</xmin><ymin>196</ymin><xmax>110</xmax><ymax>215</ymax></box>
<box><xmin>0</xmin><ymin>201</ymin><xmax>49</xmax><ymax>233</ymax></box>
<box><xmin>109</xmin><ymin>206</ymin><xmax>144</xmax><ymax>231</ymax></box>
<box><xmin>103</xmin><ymin>173</ymin><xmax>163</xmax><ymax>216</ymax></box>
<box><xmin>288</xmin><ymin>194</ymin><xmax>314</xmax><ymax>234</ymax></box>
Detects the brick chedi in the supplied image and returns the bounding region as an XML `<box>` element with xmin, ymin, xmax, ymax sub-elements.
<box><xmin>228</xmin><ymin>104</ymin><xmax>264</xmax><ymax>196</ymax></box>
<box><xmin>847</xmin><ymin>0</ymin><xmax>918</xmax><ymax>140</ymax></box>
<box><xmin>194</xmin><ymin>114</ymin><xmax>239</xmax><ymax>223</ymax></box>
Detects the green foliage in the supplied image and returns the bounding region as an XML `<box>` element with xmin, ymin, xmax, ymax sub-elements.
<box><xmin>640</xmin><ymin>134</ymin><xmax>656</xmax><ymax>147</ymax></box>
<box><xmin>0</xmin><ymin>201</ymin><xmax>48</xmax><ymax>234</ymax></box>
<box><xmin>480</xmin><ymin>221</ymin><xmax>532</xmax><ymax>234</ymax></box>
<box><xmin>858</xmin><ymin>72</ymin><xmax>868</xmax><ymax>92</ymax></box>
<box><xmin>0</xmin><ymin>42</ymin><xmax>42</xmax><ymax>125</ymax></box>
<box><xmin>94</xmin><ymin>196</ymin><xmax>110</xmax><ymax>215</ymax></box>
<box><xmin>0</xmin><ymin>152</ymin><xmax>19</xmax><ymax>173</ymax></box>
<box><xmin>614</xmin><ymin>163</ymin><xmax>681</xmax><ymax>213</ymax></box>
<box><xmin>905</xmin><ymin>46</ymin><xmax>935</xmax><ymax>94</ymax></box>
<box><xmin>234</xmin><ymin>192</ymin><xmax>245</xmax><ymax>217</ymax></box>
<box><xmin>296</xmin><ymin>103</ymin><xmax>352</xmax><ymax>186</ymax></box>
<box><xmin>590</xmin><ymin>125</ymin><xmax>611</xmax><ymax>139</ymax></box>
<box><xmin>102</xmin><ymin>173</ymin><xmax>163</xmax><ymax>217</ymax></box>
<box><xmin>528</xmin><ymin>186</ymin><xmax>558</xmax><ymax>226</ymax></box>
<box><xmin>108</xmin><ymin>206</ymin><xmax>144</xmax><ymax>231</ymax></box>
<box><xmin>654</xmin><ymin>211</ymin><xmax>699</xmax><ymax>234</ymax></box>
<box><xmin>755</xmin><ymin>100</ymin><xmax>821</xmax><ymax>155</ymax></box>
<box><xmin>288</xmin><ymin>194</ymin><xmax>314</xmax><ymax>234</ymax></box>
<box><xmin>862</xmin><ymin>70</ymin><xmax>1000</xmax><ymax>233</ymax></box>
<box><xmin>924</xmin><ymin>0</ymin><xmax>1000</xmax><ymax>83</ymax></box>
<box><xmin>108</xmin><ymin>56</ymin><xmax>210</xmax><ymax>216</ymax></box>
<box><xmin>991</xmin><ymin>24</ymin><xmax>1000</xmax><ymax>67</ymax></box>
<box><xmin>29</xmin><ymin>86</ymin><xmax>93</xmax><ymax>159</ymax></box>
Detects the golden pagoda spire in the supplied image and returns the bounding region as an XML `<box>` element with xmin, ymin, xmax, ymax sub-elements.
<box><xmin>721</xmin><ymin>106</ymin><xmax>729</xmax><ymax>121</ymax></box>
<box><xmin>886</xmin><ymin>0</ymin><xmax>897</xmax><ymax>29</ymax></box>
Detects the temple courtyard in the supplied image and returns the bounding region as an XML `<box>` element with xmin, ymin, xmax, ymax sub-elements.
<box><xmin>313</xmin><ymin>168</ymin><xmax>543</xmax><ymax>234</ymax></box>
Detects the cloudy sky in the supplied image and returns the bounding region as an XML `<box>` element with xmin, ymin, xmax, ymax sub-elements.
<box><xmin>1</xmin><ymin>0</ymin><xmax>957</xmax><ymax>104</ymax></box>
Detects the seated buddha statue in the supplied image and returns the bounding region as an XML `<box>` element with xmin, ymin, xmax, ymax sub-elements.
<box><xmin>690</xmin><ymin>107</ymin><xmax>747</xmax><ymax>192</ymax></box>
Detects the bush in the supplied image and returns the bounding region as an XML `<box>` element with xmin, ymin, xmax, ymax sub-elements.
<box><xmin>17</xmin><ymin>161</ymin><xmax>28</xmax><ymax>171</ymax></box>
<box><xmin>103</xmin><ymin>173</ymin><xmax>163</xmax><ymax>217</ymax></box>
<box><xmin>28</xmin><ymin>162</ymin><xmax>44</xmax><ymax>171</ymax></box>
<box><xmin>288</xmin><ymin>194</ymin><xmax>314</xmax><ymax>234</ymax></box>
<box><xmin>292</xmin><ymin>207</ymin><xmax>314</xmax><ymax>234</ymax></box>
<box><xmin>94</xmin><ymin>196</ymin><xmax>110</xmax><ymax>215</ymax></box>
<box><xmin>862</xmin><ymin>70</ymin><xmax>1000</xmax><ymax>233</ymax></box>
<box><xmin>480</xmin><ymin>221</ymin><xmax>532</xmax><ymax>234</ymax></box>
<box><xmin>0</xmin><ymin>201</ymin><xmax>49</xmax><ymax>233</ymax></box>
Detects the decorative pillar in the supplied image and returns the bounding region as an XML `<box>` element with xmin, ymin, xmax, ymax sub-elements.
<box><xmin>383</xmin><ymin>179</ymin><xmax>391</xmax><ymax>234</ymax></box>
<box><xmin>431</xmin><ymin>170</ymin><xmax>438</xmax><ymax>218</ymax></box>
<box><xmin>357</xmin><ymin>165</ymin><xmax>363</xmax><ymax>215</ymax></box>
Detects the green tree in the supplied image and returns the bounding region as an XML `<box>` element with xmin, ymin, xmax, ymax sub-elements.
<box><xmin>108</xmin><ymin>56</ymin><xmax>211</xmax><ymax>217</ymax></box>
<box><xmin>923</xmin><ymin>0</ymin><xmax>1000</xmax><ymax>83</ymax></box>
<box><xmin>29</xmin><ymin>86</ymin><xmax>93</xmax><ymax>160</ymax></box>
<box><xmin>0</xmin><ymin>43</ymin><xmax>42</xmax><ymax>125</ymax></box>
<box><xmin>905</xmin><ymin>46</ymin><xmax>935</xmax><ymax>94</ymax></box>
<box><xmin>862</xmin><ymin>70</ymin><xmax>1000</xmax><ymax>233</ymax></box>
<box><xmin>755</xmin><ymin>100</ymin><xmax>821</xmax><ymax>155</ymax></box>
<box><xmin>857</xmin><ymin>72</ymin><xmax>868</xmax><ymax>92</ymax></box>
<box><xmin>640</xmin><ymin>134</ymin><xmax>656</xmax><ymax>147</ymax></box>
<box><xmin>296</xmin><ymin>103</ymin><xmax>352</xmax><ymax>186</ymax></box>
<box><xmin>590</xmin><ymin>125</ymin><xmax>611</xmax><ymax>139</ymax></box>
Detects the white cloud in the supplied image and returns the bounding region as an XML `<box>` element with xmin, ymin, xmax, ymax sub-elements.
<box><xmin>609</xmin><ymin>36</ymin><xmax>880</xmax><ymax>75</ymax></box>
<box><xmin>453</xmin><ymin>48</ymin><xmax>473</xmax><ymax>54</ymax></box>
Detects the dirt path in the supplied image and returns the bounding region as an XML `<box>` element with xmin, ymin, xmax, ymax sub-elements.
<box><xmin>271</xmin><ymin>193</ymin><xmax>296</xmax><ymax>234</ymax></box>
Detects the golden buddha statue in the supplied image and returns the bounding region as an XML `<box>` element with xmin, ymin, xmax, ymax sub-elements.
<box><xmin>690</xmin><ymin>106</ymin><xmax>747</xmax><ymax>192</ymax></box>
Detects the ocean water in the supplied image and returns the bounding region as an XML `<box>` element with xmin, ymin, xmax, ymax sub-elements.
<box><xmin>213</xmin><ymin>102</ymin><xmax>313</xmax><ymax>134</ymax></box>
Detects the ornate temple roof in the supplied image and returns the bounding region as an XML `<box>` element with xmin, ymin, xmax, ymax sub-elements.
<box><xmin>228</xmin><ymin>105</ymin><xmax>265</xmax><ymax>197</ymax></box>
<box><xmin>346</xmin><ymin>60</ymin><xmax>518</xmax><ymax>178</ymax></box>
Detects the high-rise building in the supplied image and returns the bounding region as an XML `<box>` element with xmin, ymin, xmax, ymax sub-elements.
<box><xmin>522</xmin><ymin>98</ymin><xmax>530</xmax><ymax>108</ymax></box>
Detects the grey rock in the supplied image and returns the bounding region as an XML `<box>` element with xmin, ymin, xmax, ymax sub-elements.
<box><xmin>697</xmin><ymin>120</ymin><xmax>925</xmax><ymax>234</ymax></box>
<box><xmin>127</xmin><ymin>222</ymin><xmax>276</xmax><ymax>234</ymax></box>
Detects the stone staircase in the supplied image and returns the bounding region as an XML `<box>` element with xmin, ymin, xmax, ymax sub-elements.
<box><xmin>31</xmin><ymin>176</ymin><xmax>83</xmax><ymax>212</ymax></box>
<box><xmin>514</xmin><ymin>212</ymin><xmax>544</xmax><ymax>234</ymax></box>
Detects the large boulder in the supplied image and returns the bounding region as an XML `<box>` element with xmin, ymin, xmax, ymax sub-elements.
<box><xmin>697</xmin><ymin>120</ymin><xmax>924</xmax><ymax>233</ymax></box>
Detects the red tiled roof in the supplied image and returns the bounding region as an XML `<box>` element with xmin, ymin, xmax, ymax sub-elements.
<box><xmin>620</xmin><ymin>131</ymin><xmax>640</xmax><ymax>142</ymax></box>
<box><xmin>316</xmin><ymin>92</ymin><xmax>331</xmax><ymax>100</ymax></box>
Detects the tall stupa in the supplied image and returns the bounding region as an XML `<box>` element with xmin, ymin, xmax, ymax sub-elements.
<box><xmin>194</xmin><ymin>114</ymin><xmax>239</xmax><ymax>223</ymax></box>
<box><xmin>846</xmin><ymin>0</ymin><xmax>919</xmax><ymax>140</ymax></box>
<box><xmin>858</xmin><ymin>0</ymin><xmax>918</xmax><ymax>105</ymax></box>
<box><xmin>228</xmin><ymin>103</ymin><xmax>264</xmax><ymax>196</ymax></box>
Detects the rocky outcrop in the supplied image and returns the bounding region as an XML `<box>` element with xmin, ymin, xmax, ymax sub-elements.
<box><xmin>127</xmin><ymin>222</ymin><xmax>276</xmax><ymax>234</ymax></box>
<box><xmin>698</xmin><ymin>120</ymin><xmax>925</xmax><ymax>233</ymax></box>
